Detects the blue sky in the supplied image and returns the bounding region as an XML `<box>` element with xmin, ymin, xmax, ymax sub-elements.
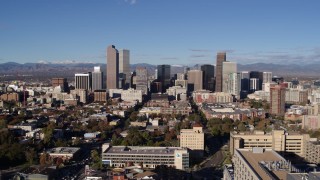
<box><xmin>1</xmin><ymin>0</ymin><xmax>320</xmax><ymax>65</ymax></box>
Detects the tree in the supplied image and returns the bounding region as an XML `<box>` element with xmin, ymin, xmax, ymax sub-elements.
<box><xmin>43</xmin><ymin>122</ymin><xmax>55</xmax><ymax>147</ymax></box>
<box><xmin>25</xmin><ymin>148</ymin><xmax>36</xmax><ymax>165</ymax></box>
<box><xmin>91</xmin><ymin>150</ymin><xmax>102</xmax><ymax>169</ymax></box>
<box><xmin>39</xmin><ymin>152</ymin><xmax>52</xmax><ymax>166</ymax></box>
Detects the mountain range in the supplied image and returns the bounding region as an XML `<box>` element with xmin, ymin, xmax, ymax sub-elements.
<box><xmin>0</xmin><ymin>62</ymin><xmax>318</xmax><ymax>78</ymax></box>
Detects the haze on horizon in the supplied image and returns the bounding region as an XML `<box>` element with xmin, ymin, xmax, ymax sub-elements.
<box><xmin>1</xmin><ymin>0</ymin><xmax>320</xmax><ymax>65</ymax></box>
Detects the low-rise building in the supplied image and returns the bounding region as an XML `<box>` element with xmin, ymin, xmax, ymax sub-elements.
<box><xmin>230</xmin><ymin>130</ymin><xmax>310</xmax><ymax>157</ymax></box>
<box><xmin>200</xmin><ymin>103</ymin><xmax>265</xmax><ymax>120</ymax></box>
<box><xmin>45</xmin><ymin>147</ymin><xmax>81</xmax><ymax>162</ymax></box>
<box><xmin>302</xmin><ymin>114</ymin><xmax>320</xmax><ymax>130</ymax></box>
<box><xmin>101</xmin><ymin>143</ymin><xmax>189</xmax><ymax>170</ymax></box>
<box><xmin>193</xmin><ymin>91</ymin><xmax>233</xmax><ymax>105</ymax></box>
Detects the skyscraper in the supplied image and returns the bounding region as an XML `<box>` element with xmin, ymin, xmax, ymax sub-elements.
<box><xmin>52</xmin><ymin>78</ymin><xmax>69</xmax><ymax>92</ymax></box>
<box><xmin>92</xmin><ymin>66</ymin><xmax>103</xmax><ymax>91</ymax></box>
<box><xmin>201</xmin><ymin>64</ymin><xmax>215</xmax><ymax>92</ymax></box>
<box><xmin>107</xmin><ymin>45</ymin><xmax>119</xmax><ymax>90</ymax></box>
<box><xmin>157</xmin><ymin>65</ymin><xmax>171</xmax><ymax>93</ymax></box>
<box><xmin>187</xmin><ymin>70</ymin><xmax>203</xmax><ymax>92</ymax></box>
<box><xmin>228</xmin><ymin>72</ymin><xmax>241</xmax><ymax>99</ymax></box>
<box><xmin>75</xmin><ymin>73</ymin><xmax>91</xmax><ymax>90</ymax></box>
<box><xmin>222</xmin><ymin>61</ymin><xmax>237</xmax><ymax>93</ymax></box>
<box><xmin>263</xmin><ymin>72</ymin><xmax>272</xmax><ymax>84</ymax></box>
<box><xmin>250</xmin><ymin>71</ymin><xmax>263</xmax><ymax>90</ymax></box>
<box><xmin>135</xmin><ymin>67</ymin><xmax>148</xmax><ymax>95</ymax></box>
<box><xmin>249</xmin><ymin>78</ymin><xmax>260</xmax><ymax>92</ymax></box>
<box><xmin>215</xmin><ymin>52</ymin><xmax>226</xmax><ymax>92</ymax></box>
<box><xmin>119</xmin><ymin>49</ymin><xmax>130</xmax><ymax>89</ymax></box>
<box><xmin>270</xmin><ymin>85</ymin><xmax>286</xmax><ymax>115</ymax></box>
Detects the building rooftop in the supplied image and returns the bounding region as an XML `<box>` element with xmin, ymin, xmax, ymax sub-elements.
<box><xmin>104</xmin><ymin>146</ymin><xmax>186</xmax><ymax>155</ymax></box>
<box><xmin>237</xmin><ymin>149</ymin><xmax>298</xmax><ymax>180</ymax></box>
<box><xmin>47</xmin><ymin>147</ymin><xmax>80</xmax><ymax>154</ymax></box>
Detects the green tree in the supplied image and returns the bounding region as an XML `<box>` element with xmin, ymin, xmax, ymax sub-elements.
<box><xmin>91</xmin><ymin>150</ymin><xmax>102</xmax><ymax>169</ymax></box>
<box><xmin>25</xmin><ymin>148</ymin><xmax>36</xmax><ymax>165</ymax></box>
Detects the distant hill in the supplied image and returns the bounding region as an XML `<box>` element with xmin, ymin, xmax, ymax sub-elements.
<box><xmin>0</xmin><ymin>62</ymin><xmax>319</xmax><ymax>77</ymax></box>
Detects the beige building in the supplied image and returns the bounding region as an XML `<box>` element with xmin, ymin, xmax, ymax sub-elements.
<box><xmin>180</xmin><ymin>125</ymin><xmax>204</xmax><ymax>155</ymax></box>
<box><xmin>302</xmin><ymin>114</ymin><xmax>320</xmax><ymax>130</ymax></box>
<box><xmin>187</xmin><ymin>70</ymin><xmax>203</xmax><ymax>92</ymax></box>
<box><xmin>101</xmin><ymin>143</ymin><xmax>189</xmax><ymax>170</ymax></box>
<box><xmin>230</xmin><ymin>130</ymin><xmax>310</xmax><ymax>157</ymax></box>
<box><xmin>304</xmin><ymin>138</ymin><xmax>320</xmax><ymax>164</ymax></box>
<box><xmin>109</xmin><ymin>88</ymin><xmax>143</xmax><ymax>102</ymax></box>
<box><xmin>230</xmin><ymin>148</ymin><xmax>300</xmax><ymax>180</ymax></box>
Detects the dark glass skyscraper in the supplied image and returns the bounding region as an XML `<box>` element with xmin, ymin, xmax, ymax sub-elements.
<box><xmin>157</xmin><ymin>65</ymin><xmax>171</xmax><ymax>93</ymax></box>
<box><xmin>215</xmin><ymin>52</ymin><xmax>226</xmax><ymax>92</ymax></box>
<box><xmin>201</xmin><ymin>64</ymin><xmax>215</xmax><ymax>92</ymax></box>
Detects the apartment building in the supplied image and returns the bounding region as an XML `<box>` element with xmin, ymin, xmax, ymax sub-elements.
<box><xmin>101</xmin><ymin>143</ymin><xmax>189</xmax><ymax>170</ymax></box>
<box><xmin>230</xmin><ymin>130</ymin><xmax>310</xmax><ymax>157</ymax></box>
<box><xmin>180</xmin><ymin>125</ymin><xmax>204</xmax><ymax>156</ymax></box>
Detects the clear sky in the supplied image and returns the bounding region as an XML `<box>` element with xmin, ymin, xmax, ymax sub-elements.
<box><xmin>1</xmin><ymin>0</ymin><xmax>320</xmax><ymax>65</ymax></box>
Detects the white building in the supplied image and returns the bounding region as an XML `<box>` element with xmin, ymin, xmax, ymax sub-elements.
<box><xmin>109</xmin><ymin>88</ymin><xmax>143</xmax><ymax>102</ymax></box>
<box><xmin>222</xmin><ymin>62</ymin><xmax>237</xmax><ymax>93</ymax></box>
<box><xmin>101</xmin><ymin>143</ymin><xmax>189</xmax><ymax>170</ymax></box>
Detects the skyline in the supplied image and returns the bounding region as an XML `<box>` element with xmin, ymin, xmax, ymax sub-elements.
<box><xmin>1</xmin><ymin>0</ymin><xmax>320</xmax><ymax>65</ymax></box>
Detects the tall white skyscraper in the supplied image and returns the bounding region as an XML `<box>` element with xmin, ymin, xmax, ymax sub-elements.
<box><xmin>228</xmin><ymin>72</ymin><xmax>241</xmax><ymax>99</ymax></box>
<box><xmin>222</xmin><ymin>62</ymin><xmax>237</xmax><ymax>93</ymax></box>
<box><xmin>92</xmin><ymin>66</ymin><xmax>103</xmax><ymax>91</ymax></box>
<box><xmin>119</xmin><ymin>49</ymin><xmax>130</xmax><ymax>89</ymax></box>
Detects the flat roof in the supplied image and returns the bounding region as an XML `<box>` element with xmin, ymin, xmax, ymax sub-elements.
<box><xmin>47</xmin><ymin>147</ymin><xmax>80</xmax><ymax>154</ymax></box>
<box><xmin>238</xmin><ymin>149</ymin><xmax>288</xmax><ymax>180</ymax></box>
<box><xmin>105</xmin><ymin>146</ymin><xmax>186</xmax><ymax>155</ymax></box>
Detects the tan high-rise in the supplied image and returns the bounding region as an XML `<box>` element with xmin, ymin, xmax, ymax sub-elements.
<box><xmin>215</xmin><ymin>52</ymin><xmax>226</xmax><ymax>92</ymax></box>
<box><xmin>187</xmin><ymin>70</ymin><xmax>203</xmax><ymax>92</ymax></box>
<box><xmin>119</xmin><ymin>49</ymin><xmax>130</xmax><ymax>88</ymax></box>
<box><xmin>106</xmin><ymin>45</ymin><xmax>119</xmax><ymax>90</ymax></box>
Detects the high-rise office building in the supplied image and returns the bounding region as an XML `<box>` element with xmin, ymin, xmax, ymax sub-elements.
<box><xmin>135</xmin><ymin>67</ymin><xmax>148</xmax><ymax>95</ymax></box>
<box><xmin>119</xmin><ymin>49</ymin><xmax>130</xmax><ymax>89</ymax></box>
<box><xmin>91</xmin><ymin>66</ymin><xmax>103</xmax><ymax>91</ymax></box>
<box><xmin>222</xmin><ymin>61</ymin><xmax>237</xmax><ymax>93</ymax></box>
<box><xmin>263</xmin><ymin>72</ymin><xmax>272</xmax><ymax>83</ymax></box>
<box><xmin>250</xmin><ymin>78</ymin><xmax>260</xmax><ymax>92</ymax></box>
<box><xmin>187</xmin><ymin>70</ymin><xmax>203</xmax><ymax>92</ymax></box>
<box><xmin>239</xmin><ymin>71</ymin><xmax>250</xmax><ymax>92</ymax></box>
<box><xmin>157</xmin><ymin>65</ymin><xmax>171</xmax><ymax>93</ymax></box>
<box><xmin>52</xmin><ymin>78</ymin><xmax>69</xmax><ymax>92</ymax></box>
<box><xmin>106</xmin><ymin>45</ymin><xmax>119</xmax><ymax>90</ymax></box>
<box><xmin>270</xmin><ymin>85</ymin><xmax>286</xmax><ymax>115</ymax></box>
<box><xmin>215</xmin><ymin>52</ymin><xmax>226</xmax><ymax>92</ymax></box>
<box><xmin>75</xmin><ymin>73</ymin><xmax>91</xmax><ymax>90</ymax></box>
<box><xmin>250</xmin><ymin>71</ymin><xmax>263</xmax><ymax>90</ymax></box>
<box><xmin>201</xmin><ymin>64</ymin><xmax>215</xmax><ymax>92</ymax></box>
